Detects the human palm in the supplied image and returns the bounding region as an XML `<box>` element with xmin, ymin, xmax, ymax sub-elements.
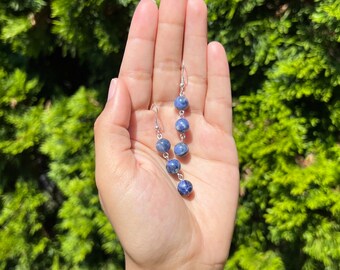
<box><xmin>94</xmin><ymin>0</ymin><xmax>239</xmax><ymax>269</ymax></box>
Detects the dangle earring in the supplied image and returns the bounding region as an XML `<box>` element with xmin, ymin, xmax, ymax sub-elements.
<box><xmin>173</xmin><ymin>63</ymin><xmax>193</xmax><ymax>196</ymax></box>
<box><xmin>152</xmin><ymin>102</ymin><xmax>193</xmax><ymax>197</ymax></box>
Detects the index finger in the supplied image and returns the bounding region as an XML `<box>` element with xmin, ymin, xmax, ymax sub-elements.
<box><xmin>119</xmin><ymin>0</ymin><xmax>158</xmax><ymax>111</ymax></box>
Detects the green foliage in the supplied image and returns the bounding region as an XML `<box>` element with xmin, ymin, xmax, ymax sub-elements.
<box><xmin>0</xmin><ymin>69</ymin><xmax>42</xmax><ymax>155</ymax></box>
<box><xmin>40</xmin><ymin>88</ymin><xmax>124</xmax><ymax>267</ymax></box>
<box><xmin>207</xmin><ymin>0</ymin><xmax>339</xmax><ymax>269</ymax></box>
<box><xmin>0</xmin><ymin>182</ymin><xmax>49</xmax><ymax>269</ymax></box>
<box><xmin>0</xmin><ymin>0</ymin><xmax>134</xmax><ymax>268</ymax></box>
<box><xmin>0</xmin><ymin>0</ymin><xmax>339</xmax><ymax>269</ymax></box>
<box><xmin>226</xmin><ymin>247</ymin><xmax>285</xmax><ymax>270</ymax></box>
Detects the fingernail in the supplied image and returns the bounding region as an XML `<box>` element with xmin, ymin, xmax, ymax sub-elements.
<box><xmin>107</xmin><ymin>78</ymin><xmax>118</xmax><ymax>101</ymax></box>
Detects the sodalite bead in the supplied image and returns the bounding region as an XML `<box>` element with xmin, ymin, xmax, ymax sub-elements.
<box><xmin>156</xmin><ymin>138</ymin><xmax>171</xmax><ymax>153</ymax></box>
<box><xmin>166</xmin><ymin>159</ymin><xmax>181</xmax><ymax>174</ymax></box>
<box><xmin>175</xmin><ymin>118</ymin><xmax>189</xmax><ymax>133</ymax></box>
<box><xmin>174</xmin><ymin>96</ymin><xmax>189</xmax><ymax>110</ymax></box>
<box><xmin>174</xmin><ymin>142</ymin><xmax>189</xmax><ymax>157</ymax></box>
<box><xmin>177</xmin><ymin>180</ymin><xmax>193</xmax><ymax>196</ymax></box>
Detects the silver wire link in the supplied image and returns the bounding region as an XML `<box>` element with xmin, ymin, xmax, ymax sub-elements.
<box><xmin>180</xmin><ymin>133</ymin><xmax>186</xmax><ymax>141</ymax></box>
<box><xmin>177</xmin><ymin>173</ymin><xmax>184</xmax><ymax>181</ymax></box>
<box><xmin>162</xmin><ymin>152</ymin><xmax>169</xmax><ymax>160</ymax></box>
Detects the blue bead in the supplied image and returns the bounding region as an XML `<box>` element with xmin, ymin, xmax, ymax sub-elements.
<box><xmin>174</xmin><ymin>142</ymin><xmax>189</xmax><ymax>157</ymax></box>
<box><xmin>156</xmin><ymin>138</ymin><xmax>171</xmax><ymax>153</ymax></box>
<box><xmin>177</xmin><ymin>180</ymin><xmax>193</xmax><ymax>196</ymax></box>
<box><xmin>174</xmin><ymin>96</ymin><xmax>189</xmax><ymax>110</ymax></box>
<box><xmin>166</xmin><ymin>159</ymin><xmax>181</xmax><ymax>174</ymax></box>
<box><xmin>175</xmin><ymin>118</ymin><xmax>190</xmax><ymax>133</ymax></box>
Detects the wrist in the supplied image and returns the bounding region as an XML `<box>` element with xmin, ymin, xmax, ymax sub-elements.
<box><xmin>125</xmin><ymin>257</ymin><xmax>225</xmax><ymax>270</ymax></box>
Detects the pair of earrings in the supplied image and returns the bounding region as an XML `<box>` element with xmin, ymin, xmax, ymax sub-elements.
<box><xmin>153</xmin><ymin>64</ymin><xmax>193</xmax><ymax>197</ymax></box>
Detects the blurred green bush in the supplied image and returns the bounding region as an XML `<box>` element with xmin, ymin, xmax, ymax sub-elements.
<box><xmin>0</xmin><ymin>0</ymin><xmax>339</xmax><ymax>269</ymax></box>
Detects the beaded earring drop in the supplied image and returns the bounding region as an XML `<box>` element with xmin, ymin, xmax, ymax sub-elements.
<box><xmin>174</xmin><ymin>64</ymin><xmax>190</xmax><ymax>157</ymax></box>
<box><xmin>152</xmin><ymin>64</ymin><xmax>193</xmax><ymax>197</ymax></box>
<box><xmin>173</xmin><ymin>64</ymin><xmax>192</xmax><ymax>196</ymax></box>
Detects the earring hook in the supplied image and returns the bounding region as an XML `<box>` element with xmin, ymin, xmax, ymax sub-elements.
<box><xmin>180</xmin><ymin>62</ymin><xmax>188</xmax><ymax>89</ymax></box>
<box><xmin>151</xmin><ymin>103</ymin><xmax>161</xmax><ymax>131</ymax></box>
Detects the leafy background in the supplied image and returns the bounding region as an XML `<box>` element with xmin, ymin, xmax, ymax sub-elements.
<box><xmin>0</xmin><ymin>0</ymin><xmax>339</xmax><ymax>269</ymax></box>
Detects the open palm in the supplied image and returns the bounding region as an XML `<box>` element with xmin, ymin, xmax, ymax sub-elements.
<box><xmin>94</xmin><ymin>0</ymin><xmax>239</xmax><ymax>269</ymax></box>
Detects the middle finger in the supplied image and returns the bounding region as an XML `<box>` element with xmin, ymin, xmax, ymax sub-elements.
<box><xmin>152</xmin><ymin>0</ymin><xmax>187</xmax><ymax>105</ymax></box>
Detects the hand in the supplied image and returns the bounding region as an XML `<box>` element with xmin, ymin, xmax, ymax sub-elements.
<box><xmin>94</xmin><ymin>0</ymin><xmax>239</xmax><ymax>269</ymax></box>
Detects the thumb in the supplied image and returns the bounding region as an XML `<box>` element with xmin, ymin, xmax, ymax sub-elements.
<box><xmin>99</xmin><ymin>78</ymin><xmax>131</xmax><ymax>132</ymax></box>
<box><xmin>94</xmin><ymin>78</ymin><xmax>135</xmax><ymax>190</ymax></box>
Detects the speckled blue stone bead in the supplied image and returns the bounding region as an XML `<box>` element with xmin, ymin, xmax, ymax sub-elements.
<box><xmin>166</xmin><ymin>159</ymin><xmax>181</xmax><ymax>174</ymax></box>
<box><xmin>174</xmin><ymin>142</ymin><xmax>189</xmax><ymax>157</ymax></box>
<box><xmin>174</xmin><ymin>96</ymin><xmax>189</xmax><ymax>110</ymax></box>
<box><xmin>175</xmin><ymin>118</ymin><xmax>189</xmax><ymax>133</ymax></box>
<box><xmin>177</xmin><ymin>180</ymin><xmax>193</xmax><ymax>196</ymax></box>
<box><xmin>156</xmin><ymin>138</ymin><xmax>171</xmax><ymax>153</ymax></box>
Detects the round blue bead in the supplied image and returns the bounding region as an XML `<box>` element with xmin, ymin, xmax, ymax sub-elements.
<box><xmin>174</xmin><ymin>96</ymin><xmax>189</xmax><ymax>110</ymax></box>
<box><xmin>156</xmin><ymin>138</ymin><xmax>171</xmax><ymax>153</ymax></box>
<box><xmin>166</xmin><ymin>159</ymin><xmax>181</xmax><ymax>174</ymax></box>
<box><xmin>174</xmin><ymin>142</ymin><xmax>189</xmax><ymax>157</ymax></box>
<box><xmin>175</xmin><ymin>118</ymin><xmax>190</xmax><ymax>133</ymax></box>
<box><xmin>177</xmin><ymin>180</ymin><xmax>193</xmax><ymax>196</ymax></box>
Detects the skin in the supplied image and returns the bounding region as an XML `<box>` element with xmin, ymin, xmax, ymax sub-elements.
<box><xmin>94</xmin><ymin>0</ymin><xmax>239</xmax><ymax>269</ymax></box>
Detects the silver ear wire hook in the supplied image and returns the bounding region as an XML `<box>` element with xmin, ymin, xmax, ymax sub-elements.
<box><xmin>180</xmin><ymin>63</ymin><xmax>188</xmax><ymax>95</ymax></box>
<box><xmin>151</xmin><ymin>103</ymin><xmax>163</xmax><ymax>139</ymax></box>
<box><xmin>151</xmin><ymin>103</ymin><xmax>159</xmax><ymax>129</ymax></box>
